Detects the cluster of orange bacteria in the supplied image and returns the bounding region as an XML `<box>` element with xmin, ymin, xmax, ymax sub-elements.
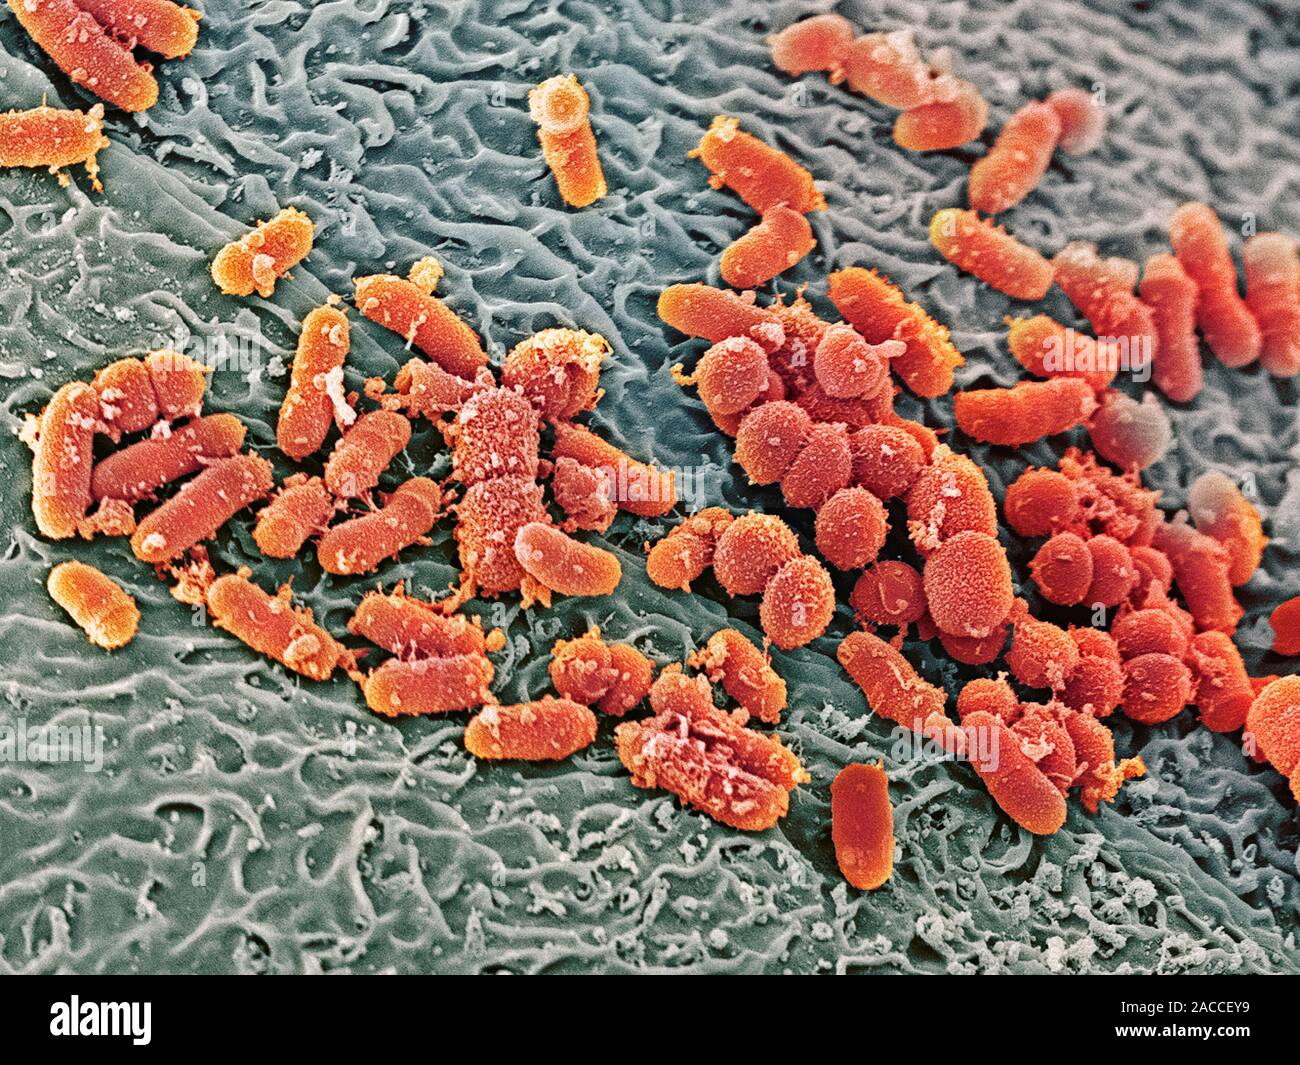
<box><xmin>636</xmin><ymin>13</ymin><xmax>1300</xmax><ymax>882</ymax></box>
<box><xmin>10</xmin><ymin>3</ymin><xmax>1299</xmax><ymax>898</ymax></box>
<box><xmin>7</xmin><ymin>0</ymin><xmax>200</xmax><ymax>113</ymax></box>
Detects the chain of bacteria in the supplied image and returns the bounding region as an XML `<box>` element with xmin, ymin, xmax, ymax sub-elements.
<box><xmin>6</xmin><ymin>8</ymin><xmax>1300</xmax><ymax>888</ymax></box>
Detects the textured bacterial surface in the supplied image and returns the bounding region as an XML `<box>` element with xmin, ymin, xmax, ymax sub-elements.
<box><xmin>1</xmin><ymin>0</ymin><xmax>1298</xmax><ymax>974</ymax></box>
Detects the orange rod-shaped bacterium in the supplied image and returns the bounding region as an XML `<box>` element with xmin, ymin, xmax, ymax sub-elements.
<box><xmin>837</xmin><ymin>630</ymin><xmax>948</xmax><ymax>729</ymax></box>
<box><xmin>211</xmin><ymin>206</ymin><xmax>314</xmax><ymax>299</ymax></box>
<box><xmin>206</xmin><ymin>569</ymin><xmax>346</xmax><ymax>681</ymax></box>
<box><xmin>656</xmin><ymin>282</ymin><xmax>786</xmax><ymax>349</ymax></box>
<box><xmin>719</xmin><ymin>205</ymin><xmax>816</xmax><ymax>290</ymax></box>
<box><xmin>690</xmin><ymin>115</ymin><xmax>826</xmax><ymax>214</ymax></box>
<box><xmin>75</xmin><ymin>0</ymin><xmax>201</xmax><ymax>59</ymax></box>
<box><xmin>767</xmin><ymin>14</ymin><xmax>854</xmax><ymax>78</ymax></box>
<box><xmin>906</xmin><ymin>445</ymin><xmax>998</xmax><ymax>554</ymax></box>
<box><xmin>0</xmin><ymin>102</ymin><xmax>108</xmax><ymax>190</ymax></box>
<box><xmin>353</xmin><ymin>258</ymin><xmax>488</xmax><ymax>379</ymax></box>
<box><xmin>323</xmin><ymin>409</ymin><xmax>411</xmax><ymax>498</ymax></box>
<box><xmin>7</xmin><ymin>0</ymin><xmax>159</xmax><ymax>112</ymax></box>
<box><xmin>548</xmin><ymin>629</ymin><xmax>604</xmax><ymax>699</ymax></box>
<box><xmin>513</xmin><ymin>522</ymin><xmax>621</xmax><ymax>602</ymax></box>
<box><xmin>362</xmin><ymin>654</ymin><xmax>495</xmax><ymax>717</ymax></box>
<box><xmin>464</xmin><ymin>697</ymin><xmax>599</xmax><ymax>761</ymax></box>
<box><xmin>645</xmin><ymin>506</ymin><xmax>734</xmax><ymax>591</ymax></box>
<box><xmin>47</xmin><ymin>560</ymin><xmax>139</xmax><ymax>650</ymax></box>
<box><xmin>529</xmin><ymin>74</ymin><xmax>607</xmax><ymax>209</ymax></box>
<box><xmin>1005</xmin><ymin>314</ymin><xmax>1117</xmax><ymax>392</ymax></box>
<box><xmin>1243</xmin><ymin>232</ymin><xmax>1300</xmax><ymax>377</ymax></box>
<box><xmin>130</xmin><ymin>453</ymin><xmax>273</xmax><ymax>563</ymax></box>
<box><xmin>1186</xmin><ymin>470</ymin><xmax>1266</xmax><ymax>586</ymax></box>
<box><xmin>551</xmin><ymin>628</ymin><xmax>627</xmax><ymax>707</ymax></box>
<box><xmin>1151</xmin><ymin>517</ymin><xmax>1243</xmax><ymax>634</ymax></box>
<box><xmin>840</xmin><ymin>30</ymin><xmax>932</xmax><ymax>108</ymax></box>
<box><xmin>1052</xmin><ymin>241</ymin><xmax>1159</xmax><ymax>368</ymax></box>
<box><xmin>827</xmin><ymin>266</ymin><xmax>964</xmax><ymax>397</ymax></box>
<box><xmin>831</xmin><ymin>762</ymin><xmax>894</xmax><ymax>890</ymax></box>
<box><xmin>30</xmin><ymin>381</ymin><xmax>99</xmax><ymax>540</ymax></box>
<box><xmin>1186</xmin><ymin>630</ymin><xmax>1255</xmax><ymax>733</ymax></box>
<box><xmin>961</xmin><ymin>711</ymin><xmax>1067</xmax><ymax>834</ymax></box>
<box><xmin>1168</xmin><ymin>201</ymin><xmax>1261</xmax><ymax>368</ymax></box>
<box><xmin>1138</xmin><ymin>253</ymin><xmax>1203</xmax><ymax>402</ymax></box>
<box><xmin>317</xmin><ymin>476</ymin><xmax>440</xmax><ymax>576</ymax></box>
<box><xmin>349</xmin><ymin>587</ymin><xmax>489</xmax><ymax>659</ymax></box>
<box><xmin>252</xmin><ymin>474</ymin><xmax>334</xmax><ymax>559</ymax></box>
<box><xmin>278</xmin><ymin>304</ymin><xmax>351</xmax><ymax>460</ymax></box>
<box><xmin>953</xmin><ymin>377</ymin><xmax>1096</xmax><ymax>446</ymax></box>
<box><xmin>930</xmin><ymin>208</ymin><xmax>1054</xmax><ymax>300</ymax></box>
<box><xmin>967</xmin><ymin>101</ymin><xmax>1061</xmax><ymax>214</ymax></box>
<box><xmin>91</xmin><ymin>413</ymin><xmax>246</xmax><ymax>503</ymax></box>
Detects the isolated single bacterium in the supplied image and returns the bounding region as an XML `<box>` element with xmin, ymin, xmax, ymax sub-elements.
<box><xmin>720</xmin><ymin>205</ymin><xmax>816</xmax><ymax>289</ymax></box>
<box><xmin>464</xmin><ymin>698</ymin><xmax>599</xmax><ymax>761</ymax></box>
<box><xmin>47</xmin><ymin>560</ymin><xmax>140</xmax><ymax>650</ymax></box>
<box><xmin>529</xmin><ymin>74</ymin><xmax>607</xmax><ymax>208</ymax></box>
<box><xmin>831</xmin><ymin>762</ymin><xmax>894</xmax><ymax>890</ymax></box>
<box><xmin>205</xmin><ymin>569</ymin><xmax>348</xmax><ymax>682</ymax></box>
<box><xmin>1168</xmin><ymin>201</ymin><xmax>1261</xmax><ymax>368</ymax></box>
<box><xmin>967</xmin><ymin>101</ymin><xmax>1061</xmax><ymax>215</ymax></box>
<box><xmin>211</xmin><ymin>206</ymin><xmax>314</xmax><ymax>299</ymax></box>
<box><xmin>690</xmin><ymin>115</ymin><xmax>826</xmax><ymax>214</ymax></box>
